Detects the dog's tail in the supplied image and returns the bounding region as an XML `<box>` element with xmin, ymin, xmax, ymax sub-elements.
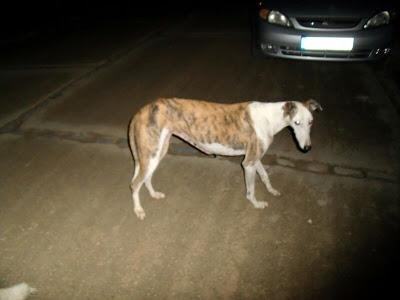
<box><xmin>128</xmin><ymin>115</ymin><xmax>142</xmax><ymax>182</ymax></box>
<box><xmin>0</xmin><ymin>282</ymin><xmax>37</xmax><ymax>300</ymax></box>
<box><xmin>128</xmin><ymin>116</ymin><xmax>139</xmax><ymax>162</ymax></box>
<box><xmin>128</xmin><ymin>114</ymin><xmax>145</xmax><ymax>182</ymax></box>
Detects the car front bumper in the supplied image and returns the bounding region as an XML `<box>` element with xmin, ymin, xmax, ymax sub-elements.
<box><xmin>256</xmin><ymin>21</ymin><xmax>393</xmax><ymax>61</ymax></box>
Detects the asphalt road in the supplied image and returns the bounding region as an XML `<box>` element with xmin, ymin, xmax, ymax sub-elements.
<box><xmin>1</xmin><ymin>9</ymin><xmax>399</xmax><ymax>299</ymax></box>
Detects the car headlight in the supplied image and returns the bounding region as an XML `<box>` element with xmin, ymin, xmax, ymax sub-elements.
<box><xmin>364</xmin><ymin>11</ymin><xmax>390</xmax><ymax>29</ymax></box>
<box><xmin>259</xmin><ymin>9</ymin><xmax>292</xmax><ymax>27</ymax></box>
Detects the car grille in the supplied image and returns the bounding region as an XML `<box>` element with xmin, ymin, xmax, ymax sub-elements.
<box><xmin>280</xmin><ymin>46</ymin><xmax>371</xmax><ymax>59</ymax></box>
<box><xmin>296</xmin><ymin>17</ymin><xmax>361</xmax><ymax>29</ymax></box>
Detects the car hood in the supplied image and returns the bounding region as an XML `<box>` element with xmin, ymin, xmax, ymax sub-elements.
<box><xmin>264</xmin><ymin>0</ymin><xmax>395</xmax><ymax>18</ymax></box>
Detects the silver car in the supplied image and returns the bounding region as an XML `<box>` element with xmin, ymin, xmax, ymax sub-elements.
<box><xmin>253</xmin><ymin>0</ymin><xmax>396</xmax><ymax>61</ymax></box>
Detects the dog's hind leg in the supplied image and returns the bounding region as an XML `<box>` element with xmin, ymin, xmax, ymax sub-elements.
<box><xmin>131</xmin><ymin>144</ymin><xmax>164</xmax><ymax>219</ymax></box>
<box><xmin>144</xmin><ymin>129</ymin><xmax>171</xmax><ymax>199</ymax></box>
<box><xmin>131</xmin><ymin>149</ymin><xmax>163</xmax><ymax>219</ymax></box>
<box><xmin>129</xmin><ymin>129</ymin><xmax>164</xmax><ymax>220</ymax></box>
<box><xmin>130</xmin><ymin>164</ymin><xmax>147</xmax><ymax>220</ymax></box>
<box><xmin>144</xmin><ymin>157</ymin><xmax>165</xmax><ymax>199</ymax></box>
<box><xmin>145</xmin><ymin>175</ymin><xmax>165</xmax><ymax>199</ymax></box>
<box><xmin>128</xmin><ymin>127</ymin><xmax>146</xmax><ymax>219</ymax></box>
<box><xmin>255</xmin><ymin>161</ymin><xmax>281</xmax><ymax>196</ymax></box>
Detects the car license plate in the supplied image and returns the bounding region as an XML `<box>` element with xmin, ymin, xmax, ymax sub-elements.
<box><xmin>301</xmin><ymin>37</ymin><xmax>354</xmax><ymax>51</ymax></box>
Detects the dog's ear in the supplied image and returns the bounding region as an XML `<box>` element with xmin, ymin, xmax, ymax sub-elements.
<box><xmin>283</xmin><ymin>101</ymin><xmax>297</xmax><ymax>119</ymax></box>
<box><xmin>304</xmin><ymin>99</ymin><xmax>323</xmax><ymax>112</ymax></box>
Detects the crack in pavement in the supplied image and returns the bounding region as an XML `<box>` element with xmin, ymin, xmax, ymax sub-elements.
<box><xmin>7</xmin><ymin>127</ymin><xmax>398</xmax><ymax>184</ymax></box>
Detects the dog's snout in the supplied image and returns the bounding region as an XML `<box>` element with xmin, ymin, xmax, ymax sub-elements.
<box><xmin>303</xmin><ymin>145</ymin><xmax>312</xmax><ymax>152</ymax></box>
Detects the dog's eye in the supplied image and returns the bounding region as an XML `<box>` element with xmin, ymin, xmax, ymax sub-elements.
<box><xmin>294</xmin><ymin>121</ymin><xmax>301</xmax><ymax>126</ymax></box>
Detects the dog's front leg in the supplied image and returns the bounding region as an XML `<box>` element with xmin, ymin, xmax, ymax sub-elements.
<box><xmin>242</xmin><ymin>163</ymin><xmax>269</xmax><ymax>209</ymax></box>
<box><xmin>255</xmin><ymin>161</ymin><xmax>281</xmax><ymax>196</ymax></box>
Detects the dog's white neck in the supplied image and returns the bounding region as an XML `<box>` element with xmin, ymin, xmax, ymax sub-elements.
<box><xmin>249</xmin><ymin>101</ymin><xmax>290</xmax><ymax>134</ymax></box>
<box><xmin>263</xmin><ymin>102</ymin><xmax>290</xmax><ymax>134</ymax></box>
<box><xmin>248</xmin><ymin>101</ymin><xmax>290</xmax><ymax>148</ymax></box>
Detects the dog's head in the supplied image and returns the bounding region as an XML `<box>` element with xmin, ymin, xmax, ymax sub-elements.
<box><xmin>283</xmin><ymin>99</ymin><xmax>323</xmax><ymax>152</ymax></box>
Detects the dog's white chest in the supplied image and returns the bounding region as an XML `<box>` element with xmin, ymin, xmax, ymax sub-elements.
<box><xmin>199</xmin><ymin>143</ymin><xmax>245</xmax><ymax>156</ymax></box>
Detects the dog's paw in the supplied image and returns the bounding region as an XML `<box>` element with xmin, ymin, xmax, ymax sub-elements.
<box><xmin>151</xmin><ymin>191</ymin><xmax>165</xmax><ymax>199</ymax></box>
<box><xmin>254</xmin><ymin>201</ymin><xmax>269</xmax><ymax>209</ymax></box>
<box><xmin>269</xmin><ymin>188</ymin><xmax>281</xmax><ymax>197</ymax></box>
<box><xmin>134</xmin><ymin>207</ymin><xmax>146</xmax><ymax>220</ymax></box>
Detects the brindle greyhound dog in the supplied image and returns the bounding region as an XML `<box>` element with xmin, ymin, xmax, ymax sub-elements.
<box><xmin>128</xmin><ymin>98</ymin><xmax>322</xmax><ymax>219</ymax></box>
